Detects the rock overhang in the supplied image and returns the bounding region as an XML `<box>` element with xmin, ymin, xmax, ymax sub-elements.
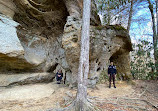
<box><xmin>0</xmin><ymin>0</ymin><xmax>132</xmax><ymax>86</ymax></box>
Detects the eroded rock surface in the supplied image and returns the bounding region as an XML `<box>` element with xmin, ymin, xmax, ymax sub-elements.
<box><xmin>0</xmin><ymin>73</ymin><xmax>54</xmax><ymax>87</ymax></box>
<box><xmin>0</xmin><ymin>0</ymin><xmax>132</xmax><ymax>86</ymax></box>
<box><xmin>0</xmin><ymin>15</ymin><xmax>23</xmax><ymax>57</ymax></box>
<box><xmin>0</xmin><ymin>15</ymin><xmax>37</xmax><ymax>73</ymax></box>
<box><xmin>0</xmin><ymin>0</ymin><xmax>16</xmax><ymax>18</ymax></box>
<box><xmin>63</xmin><ymin>16</ymin><xmax>132</xmax><ymax>85</ymax></box>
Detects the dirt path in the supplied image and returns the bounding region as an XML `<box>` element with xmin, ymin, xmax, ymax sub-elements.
<box><xmin>88</xmin><ymin>81</ymin><xmax>135</xmax><ymax>98</ymax></box>
<box><xmin>0</xmin><ymin>81</ymin><xmax>157</xmax><ymax>111</ymax></box>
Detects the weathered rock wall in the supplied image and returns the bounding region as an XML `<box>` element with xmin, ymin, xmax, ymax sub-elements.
<box><xmin>0</xmin><ymin>0</ymin><xmax>16</xmax><ymax>18</ymax></box>
<box><xmin>62</xmin><ymin>16</ymin><xmax>132</xmax><ymax>86</ymax></box>
<box><xmin>0</xmin><ymin>0</ymin><xmax>132</xmax><ymax>87</ymax></box>
<box><xmin>0</xmin><ymin>15</ymin><xmax>36</xmax><ymax>73</ymax></box>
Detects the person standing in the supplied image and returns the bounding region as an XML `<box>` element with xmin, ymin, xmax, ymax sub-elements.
<box><xmin>108</xmin><ymin>61</ymin><xmax>117</xmax><ymax>88</ymax></box>
<box><xmin>56</xmin><ymin>70</ymin><xmax>63</xmax><ymax>84</ymax></box>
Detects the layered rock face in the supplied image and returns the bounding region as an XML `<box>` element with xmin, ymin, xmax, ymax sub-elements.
<box><xmin>0</xmin><ymin>15</ymin><xmax>37</xmax><ymax>72</ymax></box>
<box><xmin>63</xmin><ymin>17</ymin><xmax>132</xmax><ymax>85</ymax></box>
<box><xmin>0</xmin><ymin>0</ymin><xmax>132</xmax><ymax>87</ymax></box>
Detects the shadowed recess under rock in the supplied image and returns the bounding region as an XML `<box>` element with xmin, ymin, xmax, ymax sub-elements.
<box><xmin>13</xmin><ymin>0</ymin><xmax>69</xmax><ymax>39</ymax></box>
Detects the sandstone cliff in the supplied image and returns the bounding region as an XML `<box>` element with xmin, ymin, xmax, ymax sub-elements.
<box><xmin>0</xmin><ymin>0</ymin><xmax>132</xmax><ymax>87</ymax></box>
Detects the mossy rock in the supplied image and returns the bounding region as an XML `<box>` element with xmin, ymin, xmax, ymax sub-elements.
<box><xmin>95</xmin><ymin>26</ymin><xmax>105</xmax><ymax>30</ymax></box>
<box><xmin>95</xmin><ymin>25</ymin><xmax>127</xmax><ymax>31</ymax></box>
<box><xmin>106</xmin><ymin>25</ymin><xmax>127</xmax><ymax>31</ymax></box>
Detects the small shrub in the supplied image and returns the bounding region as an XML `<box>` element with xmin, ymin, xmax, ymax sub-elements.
<box><xmin>95</xmin><ymin>26</ymin><xmax>104</xmax><ymax>30</ymax></box>
<box><xmin>98</xmin><ymin>70</ymin><xmax>109</xmax><ymax>84</ymax></box>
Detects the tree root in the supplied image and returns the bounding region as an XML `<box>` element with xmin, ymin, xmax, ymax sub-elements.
<box><xmin>141</xmin><ymin>99</ymin><xmax>158</xmax><ymax>110</ymax></box>
<box><xmin>138</xmin><ymin>85</ymin><xmax>148</xmax><ymax>97</ymax></box>
<box><xmin>117</xmin><ymin>97</ymin><xmax>158</xmax><ymax>110</ymax></box>
<box><xmin>51</xmin><ymin>99</ymin><xmax>102</xmax><ymax>111</ymax></box>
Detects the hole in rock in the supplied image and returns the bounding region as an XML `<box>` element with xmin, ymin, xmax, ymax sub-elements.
<box><xmin>98</xmin><ymin>62</ymin><xmax>101</xmax><ymax>65</ymax></box>
<box><xmin>71</xmin><ymin>38</ymin><xmax>78</xmax><ymax>43</ymax></box>
<box><xmin>109</xmin><ymin>49</ymin><xmax>130</xmax><ymax>80</ymax></box>
<box><xmin>97</xmin><ymin>67</ymin><xmax>101</xmax><ymax>72</ymax></box>
<box><xmin>96</xmin><ymin>59</ymin><xmax>99</xmax><ymax>63</ymax></box>
<box><xmin>47</xmin><ymin>63</ymin><xmax>58</xmax><ymax>73</ymax></box>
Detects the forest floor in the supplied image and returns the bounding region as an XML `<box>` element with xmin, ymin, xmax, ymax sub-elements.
<box><xmin>0</xmin><ymin>80</ymin><xmax>157</xmax><ymax>111</ymax></box>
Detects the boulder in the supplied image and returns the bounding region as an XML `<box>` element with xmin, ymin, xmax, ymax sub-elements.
<box><xmin>0</xmin><ymin>73</ymin><xmax>54</xmax><ymax>87</ymax></box>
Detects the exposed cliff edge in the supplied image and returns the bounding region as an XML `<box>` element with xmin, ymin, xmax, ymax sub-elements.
<box><xmin>0</xmin><ymin>0</ymin><xmax>132</xmax><ymax>87</ymax></box>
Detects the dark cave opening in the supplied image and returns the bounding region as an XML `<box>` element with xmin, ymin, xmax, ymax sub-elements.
<box><xmin>109</xmin><ymin>49</ymin><xmax>131</xmax><ymax>80</ymax></box>
<box><xmin>47</xmin><ymin>63</ymin><xmax>58</xmax><ymax>73</ymax></box>
<box><xmin>109</xmin><ymin>50</ymin><xmax>121</xmax><ymax>63</ymax></box>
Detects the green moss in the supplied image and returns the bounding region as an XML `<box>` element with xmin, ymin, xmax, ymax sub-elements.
<box><xmin>95</xmin><ymin>26</ymin><xmax>105</xmax><ymax>30</ymax></box>
<box><xmin>95</xmin><ymin>25</ymin><xmax>127</xmax><ymax>31</ymax></box>
<box><xmin>106</xmin><ymin>25</ymin><xmax>127</xmax><ymax>31</ymax></box>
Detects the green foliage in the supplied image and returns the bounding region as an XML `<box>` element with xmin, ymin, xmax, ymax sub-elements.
<box><xmin>107</xmin><ymin>25</ymin><xmax>127</xmax><ymax>31</ymax></box>
<box><xmin>98</xmin><ymin>69</ymin><xmax>122</xmax><ymax>83</ymax></box>
<box><xmin>131</xmin><ymin>39</ymin><xmax>157</xmax><ymax>80</ymax></box>
<box><xmin>98</xmin><ymin>70</ymin><xmax>109</xmax><ymax>83</ymax></box>
<box><xmin>95</xmin><ymin>26</ymin><xmax>104</xmax><ymax>30</ymax></box>
<box><xmin>97</xmin><ymin>0</ymin><xmax>130</xmax><ymax>25</ymax></box>
<box><xmin>95</xmin><ymin>25</ymin><xmax>127</xmax><ymax>31</ymax></box>
<box><xmin>97</xmin><ymin>0</ymin><xmax>130</xmax><ymax>10</ymax></box>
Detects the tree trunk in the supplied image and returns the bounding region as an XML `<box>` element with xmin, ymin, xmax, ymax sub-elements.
<box><xmin>147</xmin><ymin>0</ymin><xmax>158</xmax><ymax>73</ymax></box>
<box><xmin>107</xmin><ymin>0</ymin><xmax>110</xmax><ymax>25</ymax></box>
<box><xmin>156</xmin><ymin>0</ymin><xmax>158</xmax><ymax>38</ymax></box>
<box><xmin>155</xmin><ymin>0</ymin><xmax>158</xmax><ymax>72</ymax></box>
<box><xmin>127</xmin><ymin>0</ymin><xmax>134</xmax><ymax>33</ymax></box>
<box><xmin>76</xmin><ymin>0</ymin><xmax>91</xmax><ymax>110</ymax></box>
<box><xmin>147</xmin><ymin>0</ymin><xmax>156</xmax><ymax>41</ymax></box>
<box><xmin>58</xmin><ymin>1</ymin><xmax>100</xmax><ymax>110</ymax></box>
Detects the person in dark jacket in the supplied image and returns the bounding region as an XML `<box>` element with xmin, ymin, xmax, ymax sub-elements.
<box><xmin>56</xmin><ymin>70</ymin><xmax>63</xmax><ymax>84</ymax></box>
<box><xmin>108</xmin><ymin>61</ymin><xmax>117</xmax><ymax>88</ymax></box>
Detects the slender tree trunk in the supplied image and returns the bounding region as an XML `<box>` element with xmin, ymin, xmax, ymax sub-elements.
<box><xmin>76</xmin><ymin>0</ymin><xmax>91</xmax><ymax>110</ymax></box>
<box><xmin>155</xmin><ymin>0</ymin><xmax>158</xmax><ymax>72</ymax></box>
<box><xmin>147</xmin><ymin>0</ymin><xmax>158</xmax><ymax>73</ymax></box>
<box><xmin>127</xmin><ymin>0</ymin><xmax>134</xmax><ymax>33</ymax></box>
<box><xmin>147</xmin><ymin>0</ymin><xmax>156</xmax><ymax>43</ymax></box>
<box><xmin>107</xmin><ymin>0</ymin><xmax>110</xmax><ymax>25</ymax></box>
<box><xmin>61</xmin><ymin>1</ymin><xmax>100</xmax><ymax>109</ymax></box>
<box><xmin>156</xmin><ymin>0</ymin><xmax>158</xmax><ymax>38</ymax></box>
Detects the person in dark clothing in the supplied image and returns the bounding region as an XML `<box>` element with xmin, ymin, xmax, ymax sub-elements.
<box><xmin>56</xmin><ymin>70</ymin><xmax>63</xmax><ymax>84</ymax></box>
<box><xmin>108</xmin><ymin>61</ymin><xmax>117</xmax><ymax>88</ymax></box>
